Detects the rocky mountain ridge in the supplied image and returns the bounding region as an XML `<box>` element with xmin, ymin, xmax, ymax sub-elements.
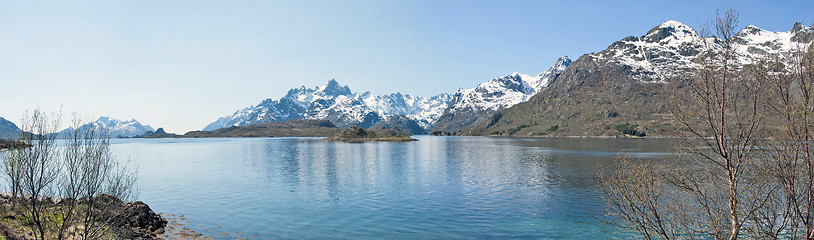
<box><xmin>60</xmin><ymin>116</ymin><xmax>155</xmax><ymax>138</ymax></box>
<box><xmin>591</xmin><ymin>20</ymin><xmax>812</xmax><ymax>83</ymax></box>
<box><xmin>430</xmin><ymin>57</ymin><xmax>572</xmax><ymax>133</ymax></box>
<box><xmin>465</xmin><ymin>20</ymin><xmax>814</xmax><ymax>137</ymax></box>
<box><xmin>204</xmin><ymin>79</ymin><xmax>452</xmax><ymax>131</ymax></box>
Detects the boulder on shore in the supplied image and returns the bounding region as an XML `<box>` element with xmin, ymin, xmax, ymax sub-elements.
<box><xmin>95</xmin><ymin>194</ymin><xmax>167</xmax><ymax>239</ymax></box>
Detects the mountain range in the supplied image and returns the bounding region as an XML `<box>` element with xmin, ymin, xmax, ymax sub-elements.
<box><xmin>430</xmin><ymin>57</ymin><xmax>571</xmax><ymax>133</ymax></box>
<box><xmin>59</xmin><ymin>116</ymin><xmax>155</xmax><ymax>138</ymax></box>
<box><xmin>203</xmin><ymin>57</ymin><xmax>573</xmax><ymax>134</ymax></box>
<box><xmin>202</xmin><ymin>79</ymin><xmax>454</xmax><ymax>132</ymax></box>
<box><xmin>204</xmin><ymin>20</ymin><xmax>811</xmax><ymax>136</ymax></box>
<box><xmin>464</xmin><ymin>21</ymin><xmax>814</xmax><ymax>136</ymax></box>
<box><xmin>0</xmin><ymin>116</ymin><xmax>155</xmax><ymax>139</ymax></box>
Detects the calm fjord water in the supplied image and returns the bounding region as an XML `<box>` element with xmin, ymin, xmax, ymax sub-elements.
<box><xmin>112</xmin><ymin>136</ymin><xmax>676</xmax><ymax>239</ymax></box>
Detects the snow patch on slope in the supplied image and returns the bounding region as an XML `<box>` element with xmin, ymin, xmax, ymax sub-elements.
<box><xmin>60</xmin><ymin>116</ymin><xmax>154</xmax><ymax>138</ymax></box>
<box><xmin>448</xmin><ymin>56</ymin><xmax>572</xmax><ymax>113</ymax></box>
<box><xmin>204</xmin><ymin>80</ymin><xmax>452</xmax><ymax>131</ymax></box>
<box><xmin>593</xmin><ymin>20</ymin><xmax>814</xmax><ymax>83</ymax></box>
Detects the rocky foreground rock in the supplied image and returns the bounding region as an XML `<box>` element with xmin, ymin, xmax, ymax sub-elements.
<box><xmin>96</xmin><ymin>194</ymin><xmax>168</xmax><ymax>239</ymax></box>
<box><xmin>0</xmin><ymin>194</ymin><xmax>167</xmax><ymax>240</ymax></box>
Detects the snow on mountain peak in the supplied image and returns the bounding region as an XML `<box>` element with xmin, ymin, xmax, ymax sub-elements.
<box><xmin>316</xmin><ymin>78</ymin><xmax>353</xmax><ymax>96</ymax></box>
<box><xmin>204</xmin><ymin>79</ymin><xmax>453</xmax><ymax>131</ymax></box>
<box><xmin>738</xmin><ymin>25</ymin><xmax>770</xmax><ymax>37</ymax></box>
<box><xmin>734</xmin><ymin>23</ymin><xmax>812</xmax><ymax>64</ymax></box>
<box><xmin>448</xmin><ymin>56</ymin><xmax>571</xmax><ymax>114</ymax></box>
<box><xmin>62</xmin><ymin>116</ymin><xmax>154</xmax><ymax>138</ymax></box>
<box><xmin>642</xmin><ymin>20</ymin><xmax>699</xmax><ymax>45</ymax></box>
<box><xmin>790</xmin><ymin>23</ymin><xmax>814</xmax><ymax>43</ymax></box>
<box><xmin>97</xmin><ymin>116</ymin><xmax>114</xmax><ymax>122</ymax></box>
<box><xmin>592</xmin><ymin>20</ymin><xmax>813</xmax><ymax>83</ymax></box>
<box><xmin>545</xmin><ymin>56</ymin><xmax>572</xmax><ymax>74</ymax></box>
<box><xmin>658</xmin><ymin>20</ymin><xmax>692</xmax><ymax>30</ymax></box>
<box><xmin>744</xmin><ymin>24</ymin><xmax>761</xmax><ymax>30</ymax></box>
<box><xmin>792</xmin><ymin>22</ymin><xmax>807</xmax><ymax>32</ymax></box>
<box><xmin>528</xmin><ymin>56</ymin><xmax>572</xmax><ymax>91</ymax></box>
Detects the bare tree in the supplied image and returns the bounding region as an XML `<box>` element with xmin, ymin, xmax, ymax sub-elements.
<box><xmin>601</xmin><ymin>10</ymin><xmax>789</xmax><ymax>240</ymax></box>
<box><xmin>60</xmin><ymin>115</ymin><xmax>139</xmax><ymax>240</ymax></box>
<box><xmin>54</xmin><ymin>115</ymin><xmax>89</xmax><ymax>240</ymax></box>
<box><xmin>2</xmin><ymin>137</ymin><xmax>24</xmax><ymax>205</ymax></box>
<box><xmin>1</xmin><ymin>108</ymin><xmax>63</xmax><ymax>240</ymax></box>
<box><xmin>671</xmin><ymin>9</ymin><xmax>773</xmax><ymax>239</ymax></box>
<box><xmin>2</xmin><ymin>111</ymin><xmax>139</xmax><ymax>240</ymax></box>
<box><xmin>106</xmin><ymin>158</ymin><xmax>138</xmax><ymax>203</ymax></box>
<box><xmin>764</xmin><ymin>44</ymin><xmax>814</xmax><ymax>239</ymax></box>
<box><xmin>599</xmin><ymin>155</ymin><xmax>676</xmax><ymax>239</ymax></box>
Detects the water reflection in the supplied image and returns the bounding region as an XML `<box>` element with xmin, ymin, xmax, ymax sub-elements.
<box><xmin>263</xmin><ymin>140</ymin><xmax>300</xmax><ymax>192</ymax></box>
<box><xmin>113</xmin><ymin>136</ymin><xmax>679</xmax><ymax>239</ymax></box>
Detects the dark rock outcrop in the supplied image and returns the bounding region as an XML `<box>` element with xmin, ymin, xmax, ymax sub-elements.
<box><xmin>121</xmin><ymin>201</ymin><xmax>167</xmax><ymax>239</ymax></box>
<box><xmin>326</xmin><ymin>126</ymin><xmax>416</xmax><ymax>142</ymax></box>
<box><xmin>95</xmin><ymin>194</ymin><xmax>167</xmax><ymax>239</ymax></box>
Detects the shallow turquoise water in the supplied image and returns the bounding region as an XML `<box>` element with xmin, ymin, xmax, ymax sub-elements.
<box><xmin>110</xmin><ymin>136</ymin><xmax>677</xmax><ymax>239</ymax></box>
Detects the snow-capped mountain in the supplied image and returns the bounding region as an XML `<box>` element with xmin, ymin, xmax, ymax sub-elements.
<box><xmin>593</xmin><ymin>20</ymin><xmax>813</xmax><ymax>82</ymax></box>
<box><xmin>204</xmin><ymin>79</ymin><xmax>452</xmax><ymax>131</ymax></box>
<box><xmin>466</xmin><ymin>21</ymin><xmax>814</xmax><ymax>136</ymax></box>
<box><xmin>362</xmin><ymin>92</ymin><xmax>452</xmax><ymax>129</ymax></box>
<box><xmin>431</xmin><ymin>57</ymin><xmax>572</xmax><ymax>133</ymax></box>
<box><xmin>0</xmin><ymin>116</ymin><xmax>21</xmax><ymax>139</ymax></box>
<box><xmin>734</xmin><ymin>23</ymin><xmax>813</xmax><ymax>63</ymax></box>
<box><xmin>207</xmin><ymin>21</ymin><xmax>812</xmax><ymax>136</ymax></box>
<box><xmin>60</xmin><ymin>116</ymin><xmax>155</xmax><ymax>138</ymax></box>
<box><xmin>450</xmin><ymin>56</ymin><xmax>571</xmax><ymax>113</ymax></box>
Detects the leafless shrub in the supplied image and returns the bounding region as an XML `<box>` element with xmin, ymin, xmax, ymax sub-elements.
<box><xmin>1</xmin><ymin>108</ymin><xmax>63</xmax><ymax>240</ymax></box>
<box><xmin>1</xmin><ymin>111</ymin><xmax>139</xmax><ymax>240</ymax></box>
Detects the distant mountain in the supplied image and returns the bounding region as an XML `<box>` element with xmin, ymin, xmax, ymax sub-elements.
<box><xmin>465</xmin><ymin>20</ymin><xmax>814</xmax><ymax>136</ymax></box>
<box><xmin>430</xmin><ymin>57</ymin><xmax>571</xmax><ymax>133</ymax></box>
<box><xmin>60</xmin><ymin>116</ymin><xmax>155</xmax><ymax>138</ymax></box>
<box><xmin>204</xmin><ymin>79</ymin><xmax>452</xmax><ymax>131</ymax></box>
<box><xmin>0</xmin><ymin>117</ymin><xmax>21</xmax><ymax>139</ymax></box>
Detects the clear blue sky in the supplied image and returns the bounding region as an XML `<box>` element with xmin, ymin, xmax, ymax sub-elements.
<box><xmin>1</xmin><ymin>0</ymin><xmax>812</xmax><ymax>133</ymax></box>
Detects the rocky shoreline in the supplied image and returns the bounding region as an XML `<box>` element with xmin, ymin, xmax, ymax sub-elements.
<box><xmin>0</xmin><ymin>139</ymin><xmax>28</xmax><ymax>152</ymax></box>
<box><xmin>0</xmin><ymin>194</ymin><xmax>167</xmax><ymax>240</ymax></box>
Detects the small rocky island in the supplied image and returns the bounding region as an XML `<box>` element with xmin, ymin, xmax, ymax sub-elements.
<box><xmin>325</xmin><ymin>126</ymin><xmax>417</xmax><ymax>142</ymax></box>
<box><xmin>132</xmin><ymin>127</ymin><xmax>181</xmax><ymax>138</ymax></box>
